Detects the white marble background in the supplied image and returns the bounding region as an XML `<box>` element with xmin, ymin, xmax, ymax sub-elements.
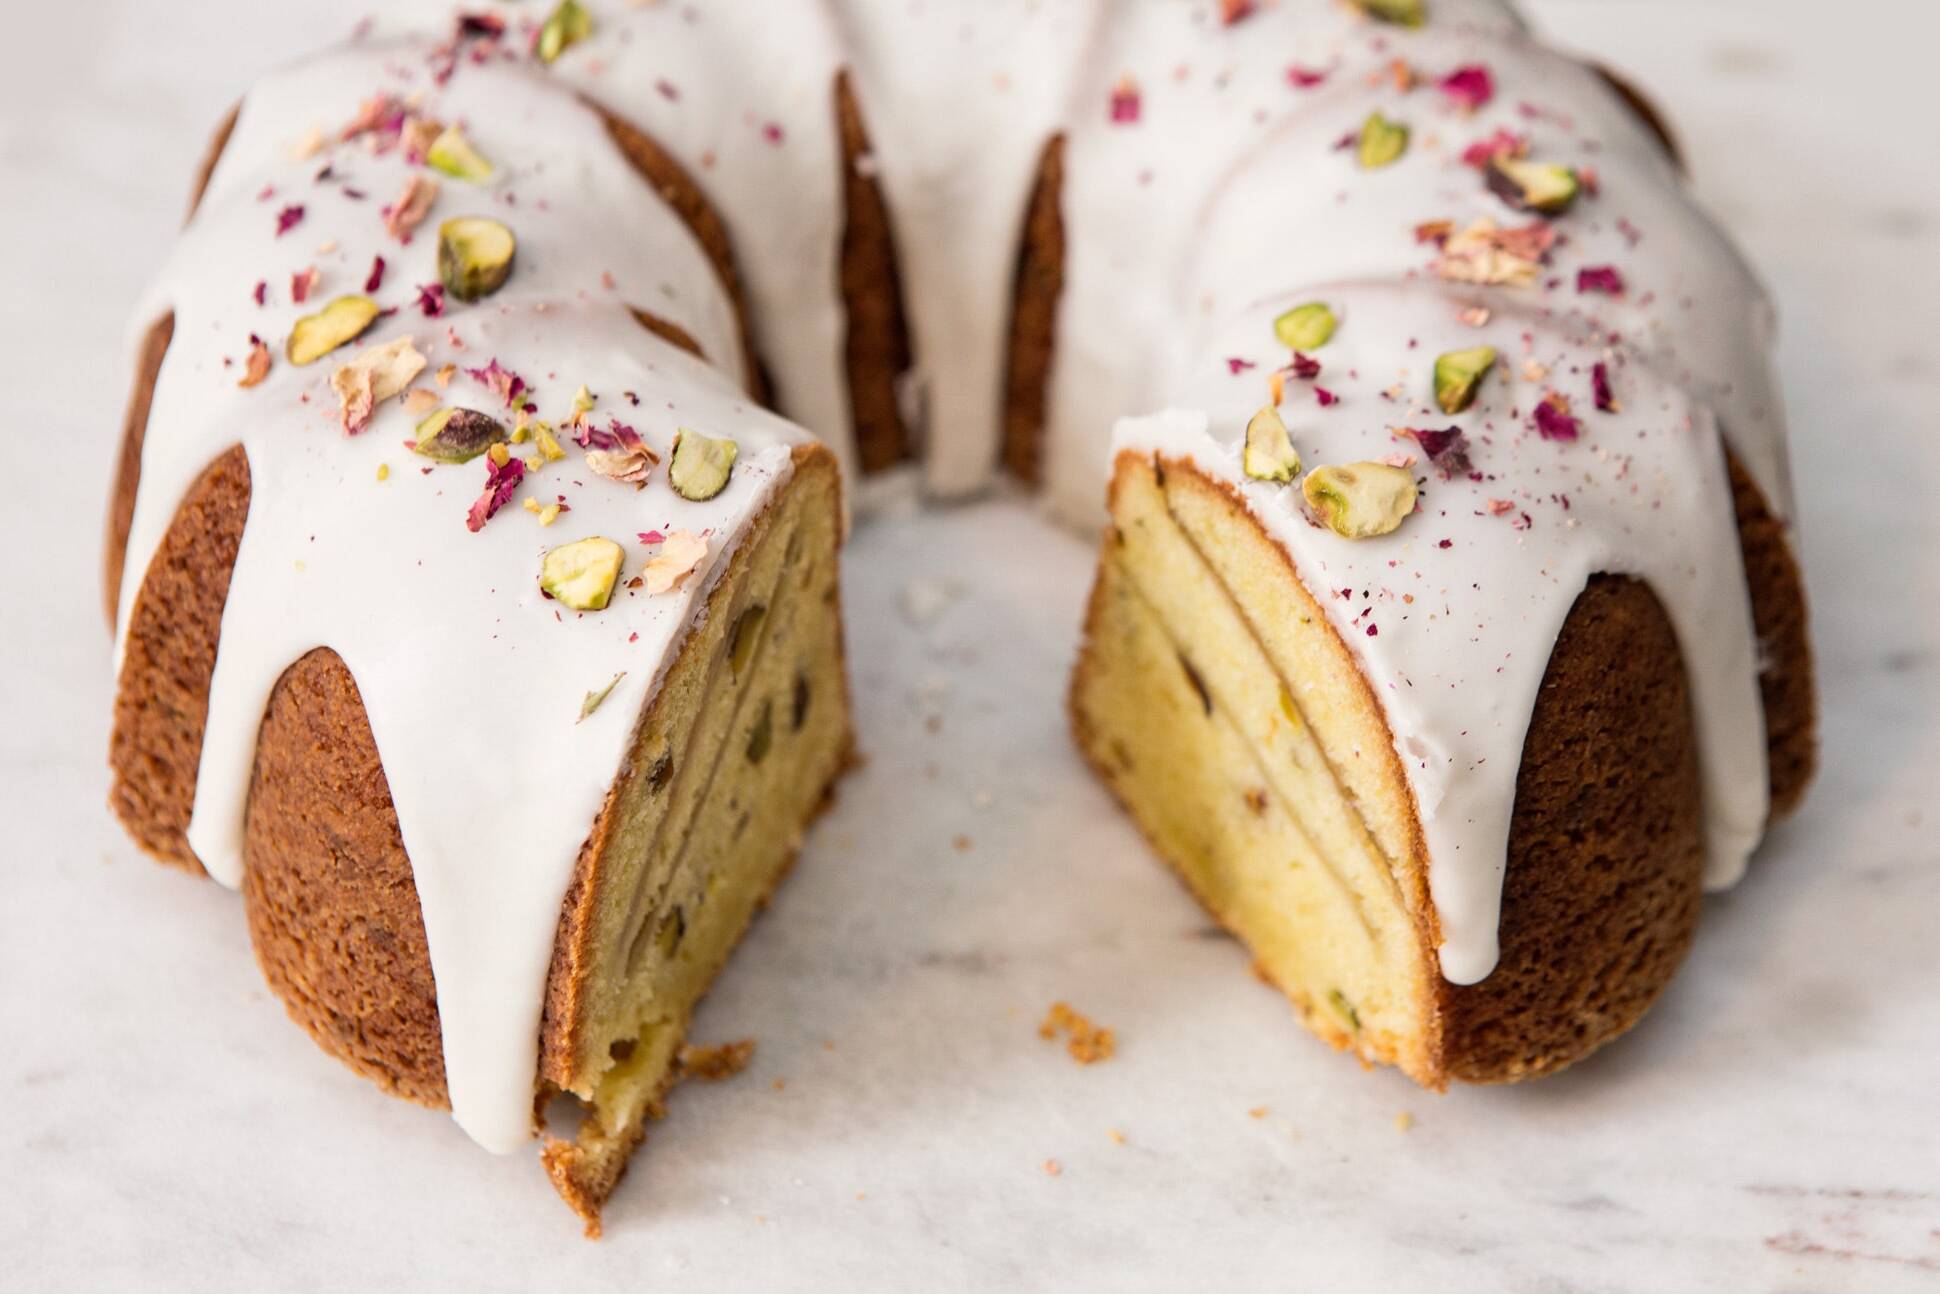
<box><xmin>3</xmin><ymin>1</ymin><xmax>1936</xmax><ymax>1289</ymax></box>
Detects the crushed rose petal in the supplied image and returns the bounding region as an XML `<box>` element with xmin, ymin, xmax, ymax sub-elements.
<box><xmin>583</xmin><ymin>420</ymin><xmax>659</xmax><ymax>486</ymax></box>
<box><xmin>465</xmin><ymin>454</ymin><xmax>525</xmax><ymax>532</ymax></box>
<box><xmin>331</xmin><ymin>336</ymin><xmax>426</xmax><ymax>433</ymax></box>
<box><xmin>238</xmin><ymin>336</ymin><xmax>272</xmax><ymax>388</ymax></box>
<box><xmin>1459</xmin><ymin>128</ymin><xmax>1526</xmax><ymax>168</ymax></box>
<box><xmin>1592</xmin><ymin>360</ymin><xmax>1619</xmax><ymax>412</ymax></box>
<box><xmin>384</xmin><ymin>174</ymin><xmax>439</xmax><ymax>242</ymax></box>
<box><xmin>1401</xmin><ymin>425</ymin><xmax>1472</xmax><ymax>477</ymax></box>
<box><xmin>1487</xmin><ymin>498</ymin><xmax>1516</xmax><ymax>516</ymax></box>
<box><xmin>1414</xmin><ymin>219</ymin><xmax>1454</xmax><ymax>247</ymax></box>
<box><xmin>1226</xmin><ymin>356</ymin><xmax>1256</xmax><ymax>374</ymax></box>
<box><xmin>1533</xmin><ymin>390</ymin><xmax>1581</xmax><ymax>441</ymax></box>
<box><xmin>1433</xmin><ymin>217</ymin><xmax>1554</xmax><ymax>286</ymax></box>
<box><xmin>415</xmin><ymin>282</ymin><xmax>446</xmax><ymax>317</ymax></box>
<box><xmin>466</xmin><ymin>357</ymin><xmax>530</xmax><ymax>410</ymax></box>
<box><xmin>1219</xmin><ymin>0</ymin><xmax>1255</xmax><ymax>25</ymax></box>
<box><xmin>637</xmin><ymin>529</ymin><xmax>666</xmax><ymax>545</ymax></box>
<box><xmin>1438</xmin><ymin>65</ymin><xmax>1495</xmax><ymax>111</ymax></box>
<box><xmin>1287</xmin><ymin>64</ymin><xmax>1330</xmax><ymax>89</ymax></box>
<box><xmin>643</xmin><ymin>529</ymin><xmax>708</xmax><ymax>594</ymax></box>
<box><xmin>290</xmin><ymin>266</ymin><xmax>319</xmax><ymax>304</ymax></box>
<box><xmin>275</xmin><ymin>204</ymin><xmax>305</xmax><ymax>236</ymax></box>
<box><xmin>1109</xmin><ymin>75</ymin><xmax>1141</xmax><ymax>124</ymax></box>
<box><xmin>1290</xmin><ymin>352</ymin><xmax>1323</xmax><ymax>381</ymax></box>
<box><xmin>1315</xmin><ymin>386</ymin><xmax>1339</xmax><ymax>407</ymax></box>
<box><xmin>252</xmin><ymin>280</ymin><xmax>268</xmax><ymax>306</ymax></box>
<box><xmin>365</xmin><ymin>255</ymin><xmax>387</xmax><ymax>293</ymax></box>
<box><xmin>1576</xmin><ymin>265</ymin><xmax>1626</xmax><ymax>296</ymax></box>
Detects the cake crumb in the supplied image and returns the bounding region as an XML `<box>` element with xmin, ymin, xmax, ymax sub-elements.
<box><xmin>1043</xmin><ymin>1159</ymin><xmax>1062</xmax><ymax>1177</ymax></box>
<box><xmin>1039</xmin><ymin>1001</ymin><xmax>1116</xmax><ymax>1064</ymax></box>
<box><xmin>1107</xmin><ymin>1128</ymin><xmax>1127</xmax><ymax>1146</ymax></box>
<box><xmin>1394</xmin><ymin>1111</ymin><xmax>1415</xmax><ymax>1133</ymax></box>
<box><xmin>679</xmin><ymin>1038</ymin><xmax>755</xmax><ymax>1082</ymax></box>
<box><xmin>1248</xmin><ymin>1106</ymin><xmax>1269</xmax><ymax>1120</ymax></box>
<box><xmin>772</xmin><ymin>1078</ymin><xmax>786</xmax><ymax>1092</ymax></box>
<box><xmin>952</xmin><ymin>834</ymin><xmax>973</xmax><ymax>852</ymax></box>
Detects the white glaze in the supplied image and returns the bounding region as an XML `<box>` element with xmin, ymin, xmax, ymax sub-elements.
<box><xmin>116</xmin><ymin>0</ymin><xmax>1799</xmax><ymax>1149</ymax></box>
<box><xmin>1115</xmin><ymin>280</ymin><xmax>1767</xmax><ymax>982</ymax></box>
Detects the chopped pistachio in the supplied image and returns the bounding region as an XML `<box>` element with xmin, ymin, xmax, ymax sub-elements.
<box><xmin>437</xmin><ymin>216</ymin><xmax>516</xmax><ymax>302</ymax></box>
<box><xmin>1355</xmin><ymin>0</ymin><xmax>1425</xmax><ymax>26</ymax></box>
<box><xmin>541</xmin><ymin>536</ymin><xmax>625</xmax><ymax>611</ymax></box>
<box><xmin>668</xmin><ymin>428</ymin><xmax>738</xmax><ymax>501</ymax></box>
<box><xmin>414</xmin><ymin>407</ymin><xmax>508</xmax><ymax>463</ymax></box>
<box><xmin>376</xmin><ymin>463</ymin><xmax>390</xmax><ymax>482</ymax></box>
<box><xmin>1433</xmin><ymin>345</ymin><xmax>1498</xmax><ymax>414</ymax></box>
<box><xmin>728</xmin><ymin>604</ymin><xmax>767</xmax><ymax>677</ymax></box>
<box><xmin>537</xmin><ymin>0</ymin><xmax>593</xmax><ymax>63</ymax></box>
<box><xmin>286</xmin><ymin>295</ymin><xmax>380</xmax><ymax>366</ymax></box>
<box><xmin>533</xmin><ymin>421</ymin><xmax>566</xmax><ymax>463</ymax></box>
<box><xmin>745</xmin><ymin>699</ymin><xmax>774</xmax><ymax>764</ymax></box>
<box><xmin>1303</xmin><ymin>462</ymin><xmax>1418</xmax><ymax>538</ymax></box>
<box><xmin>1328</xmin><ymin>988</ymin><xmax>1362</xmax><ymax>1031</ymax></box>
<box><xmin>1486</xmin><ymin>155</ymin><xmax>1580</xmax><ymax>214</ymax></box>
<box><xmin>1357</xmin><ymin>112</ymin><xmax>1410</xmax><ymax>169</ymax></box>
<box><xmin>578</xmin><ymin>671</ymin><xmax>626</xmax><ymax>723</ymax></box>
<box><xmin>1241</xmin><ymin>405</ymin><xmax>1302</xmax><ymax>484</ymax></box>
<box><xmin>426</xmin><ymin>125</ymin><xmax>495</xmax><ymax>183</ymax></box>
<box><xmin>1273</xmin><ymin>301</ymin><xmax>1337</xmax><ymax>352</ymax></box>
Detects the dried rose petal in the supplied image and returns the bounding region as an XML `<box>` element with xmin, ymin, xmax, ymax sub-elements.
<box><xmin>1290</xmin><ymin>352</ymin><xmax>1322</xmax><ymax>381</ymax></box>
<box><xmin>584</xmin><ymin>420</ymin><xmax>659</xmax><ymax>487</ymax></box>
<box><xmin>1109</xmin><ymin>76</ymin><xmax>1141</xmax><ymax>124</ymax></box>
<box><xmin>384</xmin><ymin>174</ymin><xmax>440</xmax><ymax>242</ymax></box>
<box><xmin>1460</xmin><ymin>128</ymin><xmax>1527</xmax><ymax>169</ymax></box>
<box><xmin>252</xmin><ymin>280</ymin><xmax>268</xmax><ymax>306</ymax></box>
<box><xmin>1219</xmin><ymin>0</ymin><xmax>1255</xmax><ymax>25</ymax></box>
<box><xmin>1592</xmin><ymin>361</ymin><xmax>1619</xmax><ymax>412</ymax></box>
<box><xmin>1438</xmin><ymin>65</ymin><xmax>1495</xmax><ymax>111</ymax></box>
<box><xmin>290</xmin><ymin>266</ymin><xmax>319</xmax><ymax>304</ymax></box>
<box><xmin>1226</xmin><ymin>356</ymin><xmax>1256</xmax><ymax>374</ymax></box>
<box><xmin>1315</xmin><ymin>387</ymin><xmax>1339</xmax><ymax>407</ymax></box>
<box><xmin>1576</xmin><ymin>265</ymin><xmax>1626</xmax><ymax>296</ymax></box>
<box><xmin>466</xmin><ymin>357</ymin><xmax>529</xmax><ymax>410</ymax></box>
<box><xmin>365</xmin><ymin>255</ymin><xmax>387</xmax><ymax>293</ymax></box>
<box><xmin>332</xmin><ymin>336</ymin><xmax>426</xmax><ymax>433</ymax></box>
<box><xmin>238</xmin><ymin>336</ymin><xmax>272</xmax><ymax>388</ymax></box>
<box><xmin>1533</xmin><ymin>391</ymin><xmax>1581</xmax><ymax>442</ymax></box>
<box><xmin>275</xmin><ymin>204</ymin><xmax>305</xmax><ymax>237</ymax></box>
<box><xmin>415</xmin><ymin>282</ymin><xmax>446</xmax><ymax>318</ymax></box>
<box><xmin>1402</xmin><ymin>426</ymin><xmax>1472</xmax><ymax>477</ymax></box>
<box><xmin>643</xmin><ymin>529</ymin><xmax>708</xmax><ymax>594</ymax></box>
<box><xmin>466</xmin><ymin>454</ymin><xmax>524</xmax><ymax>532</ymax></box>
<box><xmin>1288</xmin><ymin>64</ymin><xmax>1329</xmax><ymax>88</ymax></box>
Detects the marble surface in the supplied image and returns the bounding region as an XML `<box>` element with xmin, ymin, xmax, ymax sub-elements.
<box><xmin>4</xmin><ymin>1</ymin><xmax>1938</xmax><ymax>1288</ymax></box>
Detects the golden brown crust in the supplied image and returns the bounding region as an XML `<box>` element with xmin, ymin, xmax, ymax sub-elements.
<box><xmin>1435</xmin><ymin>574</ymin><xmax>1704</xmax><ymax>1082</ymax></box>
<box><xmin>108</xmin><ymin>444</ymin><xmax>249</xmax><ymax>874</ymax></box>
<box><xmin>242</xmin><ymin>647</ymin><xmax>448</xmax><ymax>1106</ymax></box>
<box><xmin>1002</xmin><ymin>134</ymin><xmax>1065</xmax><ymax>485</ymax></box>
<box><xmin>104</xmin><ymin>314</ymin><xmax>174</xmax><ymax>624</ymax></box>
<box><xmin>1072</xmin><ymin>453</ymin><xmax>1721</xmax><ymax>1085</ymax></box>
<box><xmin>834</xmin><ymin>72</ymin><xmax>913</xmax><ymax>472</ymax></box>
<box><xmin>595</xmin><ymin>102</ymin><xmax>767</xmax><ymax>403</ymax></box>
<box><xmin>1591</xmin><ymin>63</ymin><xmax>1683</xmax><ymax>170</ymax></box>
<box><xmin>1725</xmin><ymin>446</ymin><xmax>1816</xmax><ymax>817</ymax></box>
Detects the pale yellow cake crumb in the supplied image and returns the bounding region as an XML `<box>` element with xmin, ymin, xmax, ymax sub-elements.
<box><xmin>1039</xmin><ymin>1001</ymin><xmax>1116</xmax><ymax>1064</ymax></box>
<box><xmin>678</xmin><ymin>1038</ymin><xmax>756</xmax><ymax>1082</ymax></box>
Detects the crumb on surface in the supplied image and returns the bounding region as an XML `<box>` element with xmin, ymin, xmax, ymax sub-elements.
<box><xmin>678</xmin><ymin>1038</ymin><xmax>755</xmax><ymax>1082</ymax></box>
<box><xmin>1395</xmin><ymin>1110</ymin><xmax>1415</xmax><ymax>1133</ymax></box>
<box><xmin>1107</xmin><ymin>1128</ymin><xmax>1127</xmax><ymax>1146</ymax></box>
<box><xmin>1043</xmin><ymin>1159</ymin><xmax>1062</xmax><ymax>1177</ymax></box>
<box><xmin>1038</xmin><ymin>1001</ymin><xmax>1116</xmax><ymax>1064</ymax></box>
<box><xmin>1248</xmin><ymin>1106</ymin><xmax>1269</xmax><ymax>1120</ymax></box>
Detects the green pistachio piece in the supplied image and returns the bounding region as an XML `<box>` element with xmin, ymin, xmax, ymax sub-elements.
<box><xmin>1242</xmin><ymin>406</ymin><xmax>1302</xmax><ymax>483</ymax></box>
<box><xmin>1486</xmin><ymin>156</ymin><xmax>1580</xmax><ymax>214</ymax></box>
<box><xmin>1273</xmin><ymin>301</ymin><xmax>1337</xmax><ymax>351</ymax></box>
<box><xmin>1302</xmin><ymin>462</ymin><xmax>1418</xmax><ymax>538</ymax></box>
<box><xmin>286</xmin><ymin>295</ymin><xmax>380</xmax><ymax>366</ymax></box>
<box><xmin>578</xmin><ymin>671</ymin><xmax>626</xmax><ymax>722</ymax></box>
<box><xmin>537</xmin><ymin>0</ymin><xmax>593</xmax><ymax>64</ymax></box>
<box><xmin>1358</xmin><ymin>112</ymin><xmax>1410</xmax><ymax>169</ymax></box>
<box><xmin>437</xmin><ymin>216</ymin><xmax>516</xmax><ymax>302</ymax></box>
<box><xmin>541</xmin><ymin>536</ymin><xmax>624</xmax><ymax>611</ymax></box>
<box><xmin>413</xmin><ymin>407</ymin><xmax>508</xmax><ymax>463</ymax></box>
<box><xmin>745</xmin><ymin>698</ymin><xmax>774</xmax><ymax>764</ymax></box>
<box><xmin>1433</xmin><ymin>345</ymin><xmax>1498</xmax><ymax>415</ymax></box>
<box><xmin>1328</xmin><ymin>988</ymin><xmax>1362</xmax><ymax>1031</ymax></box>
<box><xmin>1355</xmin><ymin>0</ymin><xmax>1425</xmax><ymax>26</ymax></box>
<box><xmin>728</xmin><ymin>604</ymin><xmax>767</xmax><ymax>677</ymax></box>
<box><xmin>426</xmin><ymin>125</ymin><xmax>495</xmax><ymax>183</ymax></box>
<box><xmin>668</xmin><ymin>428</ymin><xmax>738</xmax><ymax>501</ymax></box>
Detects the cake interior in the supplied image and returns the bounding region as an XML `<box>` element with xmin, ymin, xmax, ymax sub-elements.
<box><xmin>1072</xmin><ymin>451</ymin><xmax>1440</xmax><ymax>1083</ymax></box>
<box><xmin>539</xmin><ymin>451</ymin><xmax>850</xmax><ymax>1229</ymax></box>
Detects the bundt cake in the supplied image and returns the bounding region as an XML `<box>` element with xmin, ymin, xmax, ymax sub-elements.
<box><xmin>105</xmin><ymin>0</ymin><xmax>1813</xmax><ymax>1233</ymax></box>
